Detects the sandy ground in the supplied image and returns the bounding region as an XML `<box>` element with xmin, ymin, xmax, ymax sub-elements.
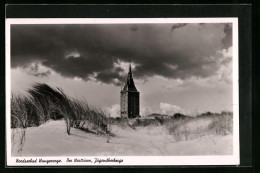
<box><xmin>12</xmin><ymin>120</ymin><xmax>233</xmax><ymax>156</ymax></box>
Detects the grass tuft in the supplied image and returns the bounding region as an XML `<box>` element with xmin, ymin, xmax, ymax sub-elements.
<box><xmin>11</xmin><ymin>83</ymin><xmax>109</xmax><ymax>135</ymax></box>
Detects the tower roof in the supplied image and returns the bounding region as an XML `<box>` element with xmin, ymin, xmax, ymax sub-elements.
<box><xmin>122</xmin><ymin>62</ymin><xmax>138</xmax><ymax>92</ymax></box>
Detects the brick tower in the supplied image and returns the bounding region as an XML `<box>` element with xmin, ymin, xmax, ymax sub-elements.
<box><xmin>120</xmin><ymin>62</ymin><xmax>140</xmax><ymax>118</ymax></box>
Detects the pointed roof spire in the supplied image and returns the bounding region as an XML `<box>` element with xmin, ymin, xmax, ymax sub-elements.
<box><xmin>122</xmin><ymin>59</ymin><xmax>138</xmax><ymax>92</ymax></box>
<box><xmin>129</xmin><ymin>59</ymin><xmax>132</xmax><ymax>74</ymax></box>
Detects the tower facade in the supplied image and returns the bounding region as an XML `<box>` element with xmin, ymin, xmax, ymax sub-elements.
<box><xmin>120</xmin><ymin>63</ymin><xmax>140</xmax><ymax>118</ymax></box>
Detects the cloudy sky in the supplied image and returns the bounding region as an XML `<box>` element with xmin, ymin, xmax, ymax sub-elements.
<box><xmin>10</xmin><ymin>23</ymin><xmax>233</xmax><ymax>117</ymax></box>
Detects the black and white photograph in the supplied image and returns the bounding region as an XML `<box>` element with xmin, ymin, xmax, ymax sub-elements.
<box><xmin>6</xmin><ymin>18</ymin><xmax>239</xmax><ymax>166</ymax></box>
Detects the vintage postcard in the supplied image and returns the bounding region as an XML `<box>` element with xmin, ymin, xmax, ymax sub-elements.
<box><xmin>6</xmin><ymin>18</ymin><xmax>239</xmax><ymax>166</ymax></box>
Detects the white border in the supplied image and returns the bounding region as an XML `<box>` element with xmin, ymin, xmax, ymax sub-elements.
<box><xmin>5</xmin><ymin>18</ymin><xmax>239</xmax><ymax>166</ymax></box>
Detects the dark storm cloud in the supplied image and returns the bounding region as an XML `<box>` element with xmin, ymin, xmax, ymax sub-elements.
<box><xmin>221</xmin><ymin>23</ymin><xmax>232</xmax><ymax>49</ymax></box>
<box><xmin>11</xmin><ymin>23</ymin><xmax>232</xmax><ymax>85</ymax></box>
<box><xmin>171</xmin><ymin>23</ymin><xmax>187</xmax><ymax>31</ymax></box>
<box><xmin>130</xmin><ymin>25</ymin><xmax>138</xmax><ymax>31</ymax></box>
